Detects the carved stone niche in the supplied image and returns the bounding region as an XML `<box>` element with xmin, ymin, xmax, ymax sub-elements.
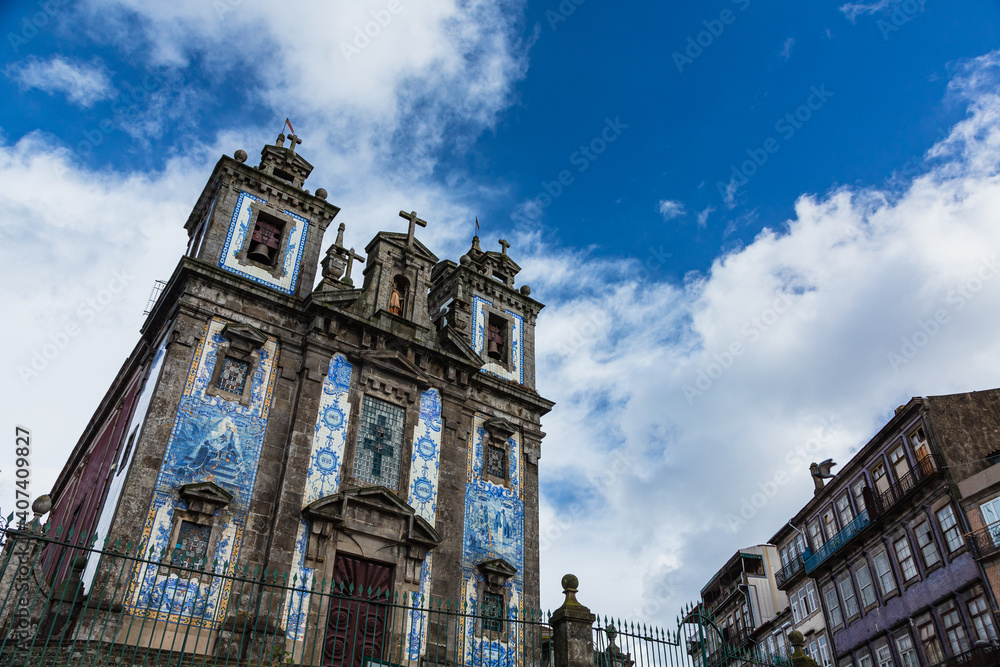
<box><xmin>482</xmin><ymin>417</ymin><xmax>518</xmax><ymax>487</ymax></box>
<box><xmin>206</xmin><ymin>323</ymin><xmax>269</xmax><ymax>406</ymax></box>
<box><xmin>302</xmin><ymin>487</ymin><xmax>442</xmax><ymax>590</ymax></box>
<box><xmin>168</xmin><ymin>482</ymin><xmax>233</xmax><ymax>568</ymax></box>
<box><xmin>476</xmin><ymin>557</ymin><xmax>517</xmax><ymax>594</ymax></box>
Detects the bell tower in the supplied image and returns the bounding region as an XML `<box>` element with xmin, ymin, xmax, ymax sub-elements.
<box><xmin>183</xmin><ymin>132</ymin><xmax>339</xmax><ymax>297</ymax></box>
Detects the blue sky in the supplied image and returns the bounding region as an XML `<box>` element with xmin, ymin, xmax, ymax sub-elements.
<box><xmin>3</xmin><ymin>0</ymin><xmax>1000</xmax><ymax>620</ymax></box>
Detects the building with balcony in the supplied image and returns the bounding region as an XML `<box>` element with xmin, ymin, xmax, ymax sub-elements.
<box><xmin>692</xmin><ymin>545</ymin><xmax>788</xmax><ymax>665</ymax></box>
<box><xmin>782</xmin><ymin>390</ymin><xmax>1000</xmax><ymax>667</ymax></box>
<box><xmin>957</xmin><ymin>456</ymin><xmax>1000</xmax><ymax>640</ymax></box>
<box><xmin>770</xmin><ymin>523</ymin><xmax>831</xmax><ymax>666</ymax></box>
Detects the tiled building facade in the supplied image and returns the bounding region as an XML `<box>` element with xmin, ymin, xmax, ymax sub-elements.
<box><xmin>38</xmin><ymin>136</ymin><xmax>553</xmax><ymax>662</ymax></box>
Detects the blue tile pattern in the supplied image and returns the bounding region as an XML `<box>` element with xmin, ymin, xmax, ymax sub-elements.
<box><xmin>218</xmin><ymin>190</ymin><xmax>310</xmax><ymax>295</ymax></box>
<box><xmin>403</xmin><ymin>389</ymin><xmax>443</xmax><ymax>659</ymax></box>
<box><xmin>471</xmin><ymin>296</ymin><xmax>524</xmax><ymax>384</ymax></box>
<box><xmin>459</xmin><ymin>413</ymin><xmax>525</xmax><ymax>667</ymax></box>
<box><xmin>285</xmin><ymin>353</ymin><xmax>354</xmax><ymax>641</ymax></box>
<box><xmin>125</xmin><ymin>318</ymin><xmax>279</xmax><ymax>629</ymax></box>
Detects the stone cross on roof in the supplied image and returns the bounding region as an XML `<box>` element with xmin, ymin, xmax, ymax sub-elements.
<box><xmin>287</xmin><ymin>133</ymin><xmax>302</xmax><ymax>154</ymax></box>
<box><xmin>342</xmin><ymin>247</ymin><xmax>365</xmax><ymax>286</ymax></box>
<box><xmin>398</xmin><ymin>210</ymin><xmax>428</xmax><ymax>248</ymax></box>
<box><xmin>498</xmin><ymin>239</ymin><xmax>510</xmax><ymax>255</ymax></box>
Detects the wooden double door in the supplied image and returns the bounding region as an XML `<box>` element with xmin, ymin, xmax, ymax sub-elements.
<box><xmin>324</xmin><ymin>554</ymin><xmax>395</xmax><ymax>667</ymax></box>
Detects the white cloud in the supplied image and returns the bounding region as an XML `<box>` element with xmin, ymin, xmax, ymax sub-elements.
<box><xmin>697</xmin><ymin>205</ymin><xmax>715</xmax><ymax>227</ymax></box>
<box><xmin>658</xmin><ymin>199</ymin><xmax>686</xmax><ymax>221</ymax></box>
<box><xmin>780</xmin><ymin>37</ymin><xmax>796</xmax><ymax>60</ymax></box>
<box><xmin>522</xmin><ymin>49</ymin><xmax>1000</xmax><ymax>616</ymax></box>
<box><xmin>6</xmin><ymin>0</ymin><xmax>1000</xmax><ymax>631</ymax></box>
<box><xmin>839</xmin><ymin>0</ymin><xmax>906</xmax><ymax>23</ymax></box>
<box><xmin>7</xmin><ymin>56</ymin><xmax>114</xmax><ymax>107</ymax></box>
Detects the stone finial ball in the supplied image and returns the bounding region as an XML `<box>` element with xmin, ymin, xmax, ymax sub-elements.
<box><xmin>32</xmin><ymin>494</ymin><xmax>52</xmax><ymax>515</ymax></box>
<box><xmin>561</xmin><ymin>574</ymin><xmax>579</xmax><ymax>591</ymax></box>
<box><xmin>315</xmin><ymin>188</ymin><xmax>328</xmax><ymax>200</ymax></box>
<box><xmin>234</xmin><ymin>149</ymin><xmax>248</xmax><ymax>163</ymax></box>
<box><xmin>788</xmin><ymin>630</ymin><xmax>804</xmax><ymax>644</ymax></box>
<box><xmin>520</xmin><ymin>285</ymin><xmax>531</xmax><ymax>296</ymax></box>
<box><xmin>460</xmin><ymin>254</ymin><xmax>472</xmax><ymax>266</ymax></box>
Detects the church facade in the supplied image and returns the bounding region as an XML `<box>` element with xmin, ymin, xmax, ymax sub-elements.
<box><xmin>41</xmin><ymin>135</ymin><xmax>553</xmax><ymax>663</ymax></box>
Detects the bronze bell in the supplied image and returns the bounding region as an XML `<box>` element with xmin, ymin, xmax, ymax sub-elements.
<box><xmin>488</xmin><ymin>339</ymin><xmax>501</xmax><ymax>358</ymax></box>
<box><xmin>248</xmin><ymin>242</ymin><xmax>273</xmax><ymax>264</ymax></box>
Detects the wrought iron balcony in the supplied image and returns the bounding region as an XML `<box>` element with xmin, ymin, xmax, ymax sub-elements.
<box><xmin>804</xmin><ymin>456</ymin><xmax>939</xmax><ymax>576</ymax></box>
<box><xmin>774</xmin><ymin>553</ymin><xmax>808</xmax><ymax>589</ymax></box>
<box><xmin>968</xmin><ymin>521</ymin><xmax>1000</xmax><ymax>560</ymax></box>
<box><xmin>804</xmin><ymin>510</ymin><xmax>870</xmax><ymax>574</ymax></box>
<box><xmin>868</xmin><ymin>454</ymin><xmax>938</xmax><ymax>518</ymax></box>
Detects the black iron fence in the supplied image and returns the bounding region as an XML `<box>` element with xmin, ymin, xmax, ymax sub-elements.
<box><xmin>0</xmin><ymin>523</ymin><xmax>549</xmax><ymax>667</ymax></box>
<box><xmin>0</xmin><ymin>522</ymin><xmax>789</xmax><ymax>667</ymax></box>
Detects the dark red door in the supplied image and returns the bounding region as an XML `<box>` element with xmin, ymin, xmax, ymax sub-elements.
<box><xmin>325</xmin><ymin>554</ymin><xmax>394</xmax><ymax>667</ymax></box>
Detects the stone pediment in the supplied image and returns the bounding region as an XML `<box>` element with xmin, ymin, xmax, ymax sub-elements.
<box><xmin>358</xmin><ymin>350</ymin><xmax>432</xmax><ymax>386</ymax></box>
<box><xmin>303</xmin><ymin>486</ymin><xmax>441</xmax><ymax>549</ymax></box>
<box><xmin>437</xmin><ymin>326</ymin><xmax>486</xmax><ymax>369</ymax></box>
<box><xmin>477</xmin><ymin>557</ymin><xmax>518</xmax><ymax>593</ymax></box>
<box><xmin>179</xmin><ymin>481</ymin><xmax>233</xmax><ymax>515</ymax></box>
<box><xmin>366</xmin><ymin>232</ymin><xmax>439</xmax><ymax>265</ymax></box>
<box><xmin>220</xmin><ymin>322</ymin><xmax>268</xmax><ymax>350</ymax></box>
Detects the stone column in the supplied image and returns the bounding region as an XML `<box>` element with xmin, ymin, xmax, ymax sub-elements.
<box><xmin>787</xmin><ymin>630</ymin><xmax>819</xmax><ymax>667</ymax></box>
<box><xmin>551</xmin><ymin>574</ymin><xmax>596</xmax><ymax>667</ymax></box>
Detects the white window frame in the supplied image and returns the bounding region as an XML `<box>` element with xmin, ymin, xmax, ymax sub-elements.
<box><xmin>855</xmin><ymin>561</ymin><xmax>877</xmax><ymax>608</ymax></box>
<box><xmin>872</xmin><ymin>549</ymin><xmax>897</xmax><ymax>595</ymax></box>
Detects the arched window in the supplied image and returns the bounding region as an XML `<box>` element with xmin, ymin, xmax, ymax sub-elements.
<box><xmin>389</xmin><ymin>275</ymin><xmax>409</xmax><ymax>316</ymax></box>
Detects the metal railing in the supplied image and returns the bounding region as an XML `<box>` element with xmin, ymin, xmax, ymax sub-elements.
<box><xmin>938</xmin><ymin>641</ymin><xmax>1000</xmax><ymax>666</ymax></box>
<box><xmin>0</xmin><ymin>524</ymin><xmax>549</xmax><ymax>667</ymax></box>
<box><xmin>869</xmin><ymin>455</ymin><xmax>938</xmax><ymax>519</ymax></box>
<box><xmin>773</xmin><ymin>554</ymin><xmax>807</xmax><ymax>590</ymax></box>
<box><xmin>804</xmin><ymin>511</ymin><xmax>870</xmax><ymax>575</ymax></box>
<box><xmin>967</xmin><ymin>521</ymin><xmax>1000</xmax><ymax>560</ymax></box>
<box><xmin>0</xmin><ymin>519</ymin><xmax>790</xmax><ymax>667</ymax></box>
<box><xmin>803</xmin><ymin>456</ymin><xmax>939</xmax><ymax>576</ymax></box>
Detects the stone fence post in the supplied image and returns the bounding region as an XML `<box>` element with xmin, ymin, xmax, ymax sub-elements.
<box><xmin>551</xmin><ymin>574</ymin><xmax>596</xmax><ymax>667</ymax></box>
<box><xmin>788</xmin><ymin>630</ymin><xmax>820</xmax><ymax>667</ymax></box>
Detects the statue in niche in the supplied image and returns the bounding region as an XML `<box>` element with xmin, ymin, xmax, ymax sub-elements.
<box><xmin>389</xmin><ymin>276</ymin><xmax>409</xmax><ymax>316</ymax></box>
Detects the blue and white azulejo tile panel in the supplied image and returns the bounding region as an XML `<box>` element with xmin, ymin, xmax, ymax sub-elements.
<box><xmin>219</xmin><ymin>190</ymin><xmax>310</xmax><ymax>295</ymax></box>
<box><xmin>407</xmin><ymin>389</ymin><xmax>442</xmax><ymax>526</ymax></box>
<box><xmin>458</xmin><ymin>413</ymin><xmax>525</xmax><ymax>667</ymax></box>
<box><xmin>401</xmin><ymin>389</ymin><xmax>442</xmax><ymax>658</ymax></box>
<box><xmin>283</xmin><ymin>353</ymin><xmax>355</xmax><ymax>641</ymax></box>
<box><xmin>471</xmin><ymin>295</ymin><xmax>524</xmax><ymax>384</ymax></box>
<box><xmin>126</xmin><ymin>318</ymin><xmax>279</xmax><ymax>629</ymax></box>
